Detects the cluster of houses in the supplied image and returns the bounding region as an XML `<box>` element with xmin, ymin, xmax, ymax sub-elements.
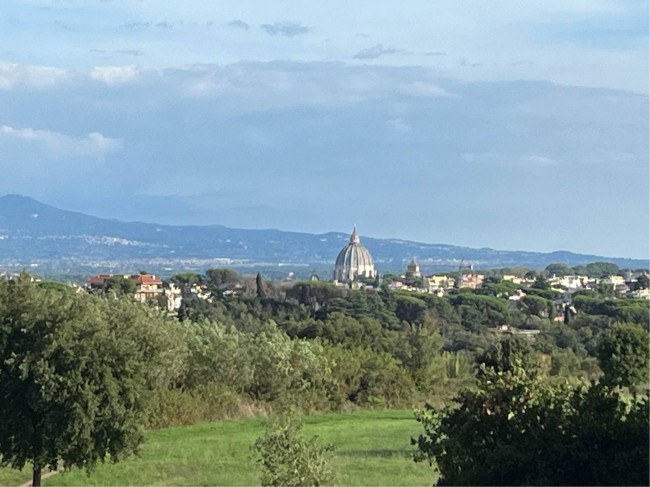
<box><xmin>88</xmin><ymin>273</ymin><xmax>165</xmax><ymax>303</ymax></box>
<box><xmin>87</xmin><ymin>273</ymin><xmax>177</xmax><ymax>312</ymax></box>
<box><xmin>548</xmin><ymin>273</ymin><xmax>650</xmax><ymax>299</ymax></box>
<box><xmin>86</xmin><ymin>273</ymin><xmax>223</xmax><ymax>312</ymax></box>
<box><xmin>386</xmin><ymin>259</ymin><xmax>649</xmax><ymax>298</ymax></box>
<box><xmin>69</xmin><ymin>262</ymin><xmax>649</xmax><ymax>319</ymax></box>
<box><xmin>386</xmin><ymin>260</ymin><xmax>488</xmax><ymax>294</ymax></box>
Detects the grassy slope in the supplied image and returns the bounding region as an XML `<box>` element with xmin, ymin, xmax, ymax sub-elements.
<box><xmin>0</xmin><ymin>466</ymin><xmax>30</xmax><ymax>487</ymax></box>
<box><xmin>0</xmin><ymin>410</ymin><xmax>434</xmax><ymax>487</ymax></box>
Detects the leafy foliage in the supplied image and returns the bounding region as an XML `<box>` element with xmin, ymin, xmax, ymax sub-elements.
<box><xmin>448</xmin><ymin>293</ymin><xmax>509</xmax><ymax>330</ymax></box>
<box><xmin>584</xmin><ymin>261</ymin><xmax>620</xmax><ymax>278</ymax></box>
<box><xmin>412</xmin><ymin>336</ymin><xmax>650</xmax><ymax>486</ymax></box>
<box><xmin>0</xmin><ymin>274</ymin><xmax>175</xmax><ymax>484</ymax></box>
<box><xmin>597</xmin><ymin>322</ymin><xmax>649</xmax><ymax>388</ymax></box>
<box><xmin>103</xmin><ymin>275</ymin><xmax>136</xmax><ymax>295</ymax></box>
<box><xmin>573</xmin><ymin>295</ymin><xmax>649</xmax><ymax>328</ymax></box>
<box><xmin>253</xmin><ymin>415</ymin><xmax>337</xmax><ymax>487</ymax></box>
<box><xmin>205</xmin><ymin>268</ymin><xmax>241</xmax><ymax>295</ymax></box>
<box><xmin>544</xmin><ymin>262</ymin><xmax>573</xmax><ymax>277</ymax></box>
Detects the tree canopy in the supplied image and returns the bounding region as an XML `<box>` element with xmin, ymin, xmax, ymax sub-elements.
<box><xmin>103</xmin><ymin>275</ymin><xmax>136</xmax><ymax>295</ymax></box>
<box><xmin>205</xmin><ymin>268</ymin><xmax>241</xmax><ymax>293</ymax></box>
<box><xmin>597</xmin><ymin>322</ymin><xmax>649</xmax><ymax>388</ymax></box>
<box><xmin>413</xmin><ymin>336</ymin><xmax>650</xmax><ymax>486</ymax></box>
<box><xmin>0</xmin><ymin>275</ymin><xmax>175</xmax><ymax>485</ymax></box>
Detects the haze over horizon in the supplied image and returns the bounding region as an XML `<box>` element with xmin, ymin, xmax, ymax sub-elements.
<box><xmin>0</xmin><ymin>1</ymin><xmax>648</xmax><ymax>259</ymax></box>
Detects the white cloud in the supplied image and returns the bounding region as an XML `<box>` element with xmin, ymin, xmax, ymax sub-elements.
<box><xmin>0</xmin><ymin>125</ymin><xmax>123</xmax><ymax>159</ymax></box>
<box><xmin>0</xmin><ymin>61</ymin><xmax>71</xmax><ymax>89</ymax></box>
<box><xmin>0</xmin><ymin>62</ymin><xmax>144</xmax><ymax>89</ymax></box>
<box><xmin>399</xmin><ymin>81</ymin><xmax>450</xmax><ymax>97</ymax></box>
<box><xmin>90</xmin><ymin>66</ymin><xmax>140</xmax><ymax>85</ymax></box>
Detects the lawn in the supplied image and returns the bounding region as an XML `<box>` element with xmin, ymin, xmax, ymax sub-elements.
<box><xmin>0</xmin><ymin>409</ymin><xmax>435</xmax><ymax>486</ymax></box>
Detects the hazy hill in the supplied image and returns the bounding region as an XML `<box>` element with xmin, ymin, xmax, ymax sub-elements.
<box><xmin>0</xmin><ymin>194</ymin><xmax>646</xmax><ymax>277</ymax></box>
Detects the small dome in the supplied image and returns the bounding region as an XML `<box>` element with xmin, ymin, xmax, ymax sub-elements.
<box><xmin>333</xmin><ymin>227</ymin><xmax>376</xmax><ymax>282</ymax></box>
<box><xmin>406</xmin><ymin>258</ymin><xmax>421</xmax><ymax>278</ymax></box>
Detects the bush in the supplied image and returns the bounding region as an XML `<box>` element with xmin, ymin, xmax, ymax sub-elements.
<box><xmin>253</xmin><ymin>415</ymin><xmax>337</xmax><ymax>487</ymax></box>
<box><xmin>324</xmin><ymin>345</ymin><xmax>416</xmax><ymax>409</ymax></box>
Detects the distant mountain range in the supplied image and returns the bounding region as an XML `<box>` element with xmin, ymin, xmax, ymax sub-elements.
<box><xmin>0</xmin><ymin>194</ymin><xmax>647</xmax><ymax>279</ymax></box>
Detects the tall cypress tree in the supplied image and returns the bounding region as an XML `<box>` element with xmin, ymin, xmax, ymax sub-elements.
<box><xmin>256</xmin><ymin>273</ymin><xmax>266</xmax><ymax>298</ymax></box>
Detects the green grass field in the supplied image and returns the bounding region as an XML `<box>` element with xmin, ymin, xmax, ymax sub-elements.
<box><xmin>0</xmin><ymin>410</ymin><xmax>435</xmax><ymax>486</ymax></box>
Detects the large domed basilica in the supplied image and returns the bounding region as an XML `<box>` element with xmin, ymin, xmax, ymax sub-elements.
<box><xmin>333</xmin><ymin>227</ymin><xmax>377</xmax><ymax>283</ymax></box>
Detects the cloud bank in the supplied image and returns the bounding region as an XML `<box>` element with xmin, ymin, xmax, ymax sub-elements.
<box><xmin>0</xmin><ymin>59</ymin><xmax>646</xmax><ymax>257</ymax></box>
<box><xmin>1</xmin><ymin>125</ymin><xmax>123</xmax><ymax>159</ymax></box>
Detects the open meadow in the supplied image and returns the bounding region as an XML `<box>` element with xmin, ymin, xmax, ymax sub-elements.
<box><xmin>0</xmin><ymin>410</ymin><xmax>434</xmax><ymax>486</ymax></box>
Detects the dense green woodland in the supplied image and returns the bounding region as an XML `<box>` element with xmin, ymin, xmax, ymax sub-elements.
<box><xmin>0</xmin><ymin>269</ymin><xmax>648</xmax><ymax>486</ymax></box>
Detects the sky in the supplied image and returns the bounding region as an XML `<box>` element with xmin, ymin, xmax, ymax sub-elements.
<box><xmin>0</xmin><ymin>0</ymin><xmax>648</xmax><ymax>259</ymax></box>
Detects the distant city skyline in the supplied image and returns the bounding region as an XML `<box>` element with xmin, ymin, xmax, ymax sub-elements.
<box><xmin>0</xmin><ymin>1</ymin><xmax>647</xmax><ymax>258</ymax></box>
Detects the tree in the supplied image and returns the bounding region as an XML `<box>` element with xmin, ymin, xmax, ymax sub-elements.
<box><xmin>103</xmin><ymin>275</ymin><xmax>136</xmax><ymax>296</ymax></box>
<box><xmin>286</xmin><ymin>281</ymin><xmax>347</xmax><ymax>315</ymax></box>
<box><xmin>413</xmin><ymin>335</ymin><xmax>650</xmax><ymax>485</ymax></box>
<box><xmin>633</xmin><ymin>273</ymin><xmax>649</xmax><ymax>290</ymax></box>
<box><xmin>597</xmin><ymin>322</ymin><xmax>649</xmax><ymax>389</ymax></box>
<box><xmin>205</xmin><ymin>268</ymin><xmax>241</xmax><ymax>294</ymax></box>
<box><xmin>394</xmin><ymin>294</ymin><xmax>428</xmax><ymax>324</ymax></box>
<box><xmin>476</xmin><ymin>280</ymin><xmax>518</xmax><ymax>298</ymax></box>
<box><xmin>572</xmin><ymin>265</ymin><xmax>588</xmax><ymax>275</ymax></box>
<box><xmin>448</xmin><ymin>293</ymin><xmax>509</xmax><ymax>330</ymax></box>
<box><xmin>393</xmin><ymin>324</ymin><xmax>443</xmax><ymax>388</ymax></box>
<box><xmin>585</xmin><ymin>262</ymin><xmax>619</xmax><ymax>278</ymax></box>
<box><xmin>531</xmin><ymin>275</ymin><xmax>550</xmax><ymax>290</ymax></box>
<box><xmin>0</xmin><ymin>275</ymin><xmax>171</xmax><ymax>485</ymax></box>
<box><xmin>572</xmin><ymin>295</ymin><xmax>649</xmax><ymax>329</ymax></box>
<box><xmin>520</xmin><ymin>295</ymin><xmax>552</xmax><ymax>319</ymax></box>
<box><xmin>524</xmin><ymin>270</ymin><xmax>538</xmax><ymax>280</ymax></box>
<box><xmin>544</xmin><ymin>262</ymin><xmax>573</xmax><ymax>277</ymax></box>
<box><xmin>256</xmin><ymin>273</ymin><xmax>266</xmax><ymax>298</ymax></box>
<box><xmin>475</xmin><ymin>335</ymin><xmax>537</xmax><ymax>375</ymax></box>
<box><xmin>594</xmin><ymin>281</ymin><xmax>616</xmax><ymax>298</ymax></box>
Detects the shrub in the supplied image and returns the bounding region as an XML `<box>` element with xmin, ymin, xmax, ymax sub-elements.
<box><xmin>253</xmin><ymin>415</ymin><xmax>337</xmax><ymax>487</ymax></box>
<box><xmin>324</xmin><ymin>345</ymin><xmax>416</xmax><ymax>408</ymax></box>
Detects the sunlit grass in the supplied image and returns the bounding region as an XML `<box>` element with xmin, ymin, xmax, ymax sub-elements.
<box><xmin>1</xmin><ymin>410</ymin><xmax>434</xmax><ymax>486</ymax></box>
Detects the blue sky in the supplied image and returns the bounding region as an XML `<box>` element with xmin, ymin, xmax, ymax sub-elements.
<box><xmin>0</xmin><ymin>0</ymin><xmax>648</xmax><ymax>259</ymax></box>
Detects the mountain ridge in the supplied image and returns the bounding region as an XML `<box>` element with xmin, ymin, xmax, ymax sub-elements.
<box><xmin>0</xmin><ymin>194</ymin><xmax>647</xmax><ymax>277</ymax></box>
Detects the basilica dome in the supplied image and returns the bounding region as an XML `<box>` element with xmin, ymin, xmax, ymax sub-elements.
<box><xmin>333</xmin><ymin>227</ymin><xmax>377</xmax><ymax>283</ymax></box>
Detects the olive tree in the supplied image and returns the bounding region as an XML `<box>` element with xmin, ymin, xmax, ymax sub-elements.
<box><xmin>0</xmin><ymin>274</ymin><xmax>173</xmax><ymax>485</ymax></box>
